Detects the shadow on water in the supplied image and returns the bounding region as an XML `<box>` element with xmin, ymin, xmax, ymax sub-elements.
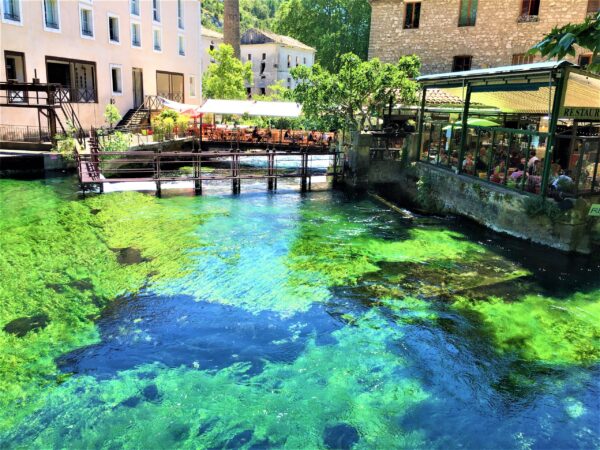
<box><xmin>56</xmin><ymin>292</ymin><xmax>343</xmax><ymax>379</ymax></box>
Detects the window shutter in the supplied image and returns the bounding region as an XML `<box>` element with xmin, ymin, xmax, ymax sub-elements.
<box><xmin>588</xmin><ymin>0</ymin><xmax>600</xmax><ymax>13</ymax></box>
<box><xmin>521</xmin><ymin>0</ymin><xmax>531</xmax><ymax>15</ymax></box>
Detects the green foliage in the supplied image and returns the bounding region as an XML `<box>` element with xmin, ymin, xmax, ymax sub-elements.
<box><xmin>416</xmin><ymin>173</ymin><xmax>440</xmax><ymax>212</ymax></box>
<box><xmin>523</xmin><ymin>196</ymin><xmax>562</xmax><ymax>222</ymax></box>
<box><xmin>530</xmin><ymin>12</ymin><xmax>600</xmax><ymax>73</ymax></box>
<box><xmin>291</xmin><ymin>53</ymin><xmax>421</xmax><ymax>131</ymax></box>
<box><xmin>52</xmin><ymin>135</ymin><xmax>77</xmax><ymax>161</ymax></box>
<box><xmin>202</xmin><ymin>0</ymin><xmax>283</xmax><ymax>32</ymax></box>
<box><xmin>104</xmin><ymin>104</ymin><xmax>122</xmax><ymax>128</ymax></box>
<box><xmin>202</xmin><ymin>44</ymin><xmax>253</xmax><ymax>100</ymax></box>
<box><xmin>102</xmin><ymin>131</ymin><xmax>132</xmax><ymax>157</ymax></box>
<box><xmin>274</xmin><ymin>0</ymin><xmax>371</xmax><ymax>71</ymax></box>
<box><xmin>158</xmin><ymin>109</ymin><xmax>179</xmax><ymax>121</ymax></box>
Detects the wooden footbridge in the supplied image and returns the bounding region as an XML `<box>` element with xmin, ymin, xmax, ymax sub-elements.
<box><xmin>77</xmin><ymin>130</ymin><xmax>342</xmax><ymax>195</ymax></box>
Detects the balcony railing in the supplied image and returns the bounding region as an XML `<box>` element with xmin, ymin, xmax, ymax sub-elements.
<box><xmin>157</xmin><ymin>92</ymin><xmax>184</xmax><ymax>102</ymax></box>
<box><xmin>0</xmin><ymin>124</ymin><xmax>52</xmax><ymax>143</ymax></box>
<box><xmin>132</xmin><ymin>39</ymin><xmax>141</xmax><ymax>47</ymax></box>
<box><xmin>54</xmin><ymin>86</ymin><xmax>97</xmax><ymax>103</ymax></box>
<box><xmin>45</xmin><ymin>20</ymin><xmax>59</xmax><ymax>29</ymax></box>
<box><xmin>154</xmin><ymin>44</ymin><xmax>161</xmax><ymax>51</ymax></box>
<box><xmin>81</xmin><ymin>28</ymin><xmax>93</xmax><ymax>37</ymax></box>
<box><xmin>3</xmin><ymin>12</ymin><xmax>20</xmax><ymax>21</ymax></box>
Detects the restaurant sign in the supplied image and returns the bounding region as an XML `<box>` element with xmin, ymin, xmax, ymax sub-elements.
<box><xmin>589</xmin><ymin>204</ymin><xmax>600</xmax><ymax>217</ymax></box>
<box><xmin>560</xmin><ymin>107</ymin><xmax>600</xmax><ymax>120</ymax></box>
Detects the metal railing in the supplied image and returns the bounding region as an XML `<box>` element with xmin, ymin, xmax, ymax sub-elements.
<box><xmin>0</xmin><ymin>124</ymin><xmax>52</xmax><ymax>143</ymax></box>
<box><xmin>54</xmin><ymin>86</ymin><xmax>97</xmax><ymax>103</ymax></box>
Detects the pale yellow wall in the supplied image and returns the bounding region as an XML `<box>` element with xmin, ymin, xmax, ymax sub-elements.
<box><xmin>0</xmin><ymin>0</ymin><xmax>202</xmax><ymax>129</ymax></box>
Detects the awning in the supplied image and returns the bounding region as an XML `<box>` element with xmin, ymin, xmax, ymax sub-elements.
<box><xmin>158</xmin><ymin>97</ymin><xmax>203</xmax><ymax>118</ymax></box>
<box><xmin>198</xmin><ymin>99</ymin><xmax>302</xmax><ymax>117</ymax></box>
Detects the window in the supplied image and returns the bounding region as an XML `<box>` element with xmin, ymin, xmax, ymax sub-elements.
<box><xmin>248</xmin><ymin>53</ymin><xmax>252</xmax><ymax>61</ymax></box>
<box><xmin>152</xmin><ymin>0</ymin><xmax>160</xmax><ymax>22</ymax></box>
<box><xmin>5</xmin><ymin>51</ymin><xmax>27</xmax><ymax>103</ymax></box>
<box><xmin>3</xmin><ymin>0</ymin><xmax>21</xmax><ymax>22</ymax></box>
<box><xmin>260</xmin><ymin>87</ymin><xmax>266</xmax><ymax>95</ymax></box>
<box><xmin>153</xmin><ymin>28</ymin><xmax>161</xmax><ymax>51</ymax></box>
<box><xmin>177</xmin><ymin>0</ymin><xmax>183</xmax><ymax>29</ymax></box>
<box><xmin>43</xmin><ymin>0</ymin><xmax>60</xmax><ymax>30</ymax></box>
<box><xmin>46</xmin><ymin>57</ymin><xmax>97</xmax><ymax>102</ymax></box>
<box><xmin>262</xmin><ymin>53</ymin><xmax>266</xmax><ymax>60</ymax></box>
<box><xmin>404</xmin><ymin>2</ymin><xmax>421</xmax><ymax>29</ymax></box>
<box><xmin>108</xmin><ymin>15</ymin><xmax>119</xmax><ymax>43</ymax></box>
<box><xmin>80</xmin><ymin>6</ymin><xmax>93</xmax><ymax>38</ymax></box>
<box><xmin>519</xmin><ymin>0</ymin><xmax>540</xmax><ymax>20</ymax></box>
<box><xmin>452</xmin><ymin>55</ymin><xmax>472</xmax><ymax>72</ymax></box>
<box><xmin>131</xmin><ymin>22</ymin><xmax>141</xmax><ymax>47</ymax></box>
<box><xmin>303</xmin><ymin>57</ymin><xmax>307</xmax><ymax>65</ymax></box>
<box><xmin>458</xmin><ymin>0</ymin><xmax>477</xmax><ymax>27</ymax></box>
<box><xmin>512</xmin><ymin>53</ymin><xmax>535</xmax><ymax>65</ymax></box>
<box><xmin>178</xmin><ymin>35</ymin><xmax>185</xmax><ymax>56</ymax></box>
<box><xmin>156</xmin><ymin>71</ymin><xmax>184</xmax><ymax>102</ymax></box>
<box><xmin>130</xmin><ymin>0</ymin><xmax>139</xmax><ymax>16</ymax></box>
<box><xmin>588</xmin><ymin>0</ymin><xmax>600</xmax><ymax>15</ymax></box>
<box><xmin>110</xmin><ymin>65</ymin><xmax>122</xmax><ymax>95</ymax></box>
<box><xmin>578</xmin><ymin>53</ymin><xmax>599</xmax><ymax>69</ymax></box>
<box><xmin>296</xmin><ymin>56</ymin><xmax>300</xmax><ymax>67</ymax></box>
<box><xmin>287</xmin><ymin>55</ymin><xmax>291</xmax><ymax>68</ymax></box>
<box><xmin>189</xmin><ymin>75</ymin><xmax>196</xmax><ymax>97</ymax></box>
<box><xmin>287</xmin><ymin>78</ymin><xmax>291</xmax><ymax>89</ymax></box>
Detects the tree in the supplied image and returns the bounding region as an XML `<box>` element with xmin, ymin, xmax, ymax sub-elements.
<box><xmin>202</xmin><ymin>44</ymin><xmax>253</xmax><ymax>100</ymax></box>
<box><xmin>530</xmin><ymin>12</ymin><xmax>600</xmax><ymax>73</ymax></box>
<box><xmin>274</xmin><ymin>0</ymin><xmax>371</xmax><ymax>71</ymax></box>
<box><xmin>224</xmin><ymin>0</ymin><xmax>241</xmax><ymax>58</ymax></box>
<box><xmin>290</xmin><ymin>53</ymin><xmax>421</xmax><ymax>131</ymax></box>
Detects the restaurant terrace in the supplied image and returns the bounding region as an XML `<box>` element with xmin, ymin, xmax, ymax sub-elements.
<box><xmin>416</xmin><ymin>61</ymin><xmax>600</xmax><ymax>198</ymax></box>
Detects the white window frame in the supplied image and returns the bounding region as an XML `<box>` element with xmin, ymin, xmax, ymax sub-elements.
<box><xmin>41</xmin><ymin>0</ymin><xmax>61</xmax><ymax>32</ymax></box>
<box><xmin>107</xmin><ymin>13</ymin><xmax>120</xmax><ymax>45</ymax></box>
<box><xmin>153</xmin><ymin>27</ymin><xmax>162</xmax><ymax>53</ymax></box>
<box><xmin>189</xmin><ymin>74</ymin><xmax>196</xmax><ymax>97</ymax></box>
<box><xmin>178</xmin><ymin>34</ymin><xmax>185</xmax><ymax>56</ymax></box>
<box><xmin>110</xmin><ymin>64</ymin><xmax>123</xmax><ymax>96</ymax></box>
<box><xmin>2</xmin><ymin>0</ymin><xmax>23</xmax><ymax>25</ymax></box>
<box><xmin>130</xmin><ymin>20</ymin><xmax>141</xmax><ymax>48</ymax></box>
<box><xmin>152</xmin><ymin>0</ymin><xmax>160</xmax><ymax>23</ymax></box>
<box><xmin>79</xmin><ymin>4</ymin><xmax>94</xmax><ymax>40</ymax></box>
<box><xmin>130</xmin><ymin>0</ymin><xmax>139</xmax><ymax>17</ymax></box>
<box><xmin>177</xmin><ymin>0</ymin><xmax>184</xmax><ymax>30</ymax></box>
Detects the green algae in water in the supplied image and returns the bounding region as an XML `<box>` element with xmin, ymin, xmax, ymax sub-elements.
<box><xmin>0</xmin><ymin>180</ymin><xmax>212</xmax><ymax>429</ymax></box>
<box><xmin>454</xmin><ymin>291</ymin><xmax>600</xmax><ymax>364</ymax></box>
<box><xmin>1</xmin><ymin>311</ymin><xmax>429</xmax><ymax>449</ymax></box>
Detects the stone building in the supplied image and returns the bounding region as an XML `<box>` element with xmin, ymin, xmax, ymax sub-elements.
<box><xmin>368</xmin><ymin>0</ymin><xmax>600</xmax><ymax>74</ymax></box>
<box><xmin>240</xmin><ymin>29</ymin><xmax>316</xmax><ymax>97</ymax></box>
<box><xmin>0</xmin><ymin>0</ymin><xmax>203</xmax><ymax>129</ymax></box>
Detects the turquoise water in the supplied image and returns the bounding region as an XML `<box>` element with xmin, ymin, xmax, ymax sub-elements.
<box><xmin>0</xmin><ymin>176</ymin><xmax>599</xmax><ymax>449</ymax></box>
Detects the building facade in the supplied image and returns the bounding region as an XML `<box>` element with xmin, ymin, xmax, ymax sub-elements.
<box><xmin>368</xmin><ymin>0</ymin><xmax>600</xmax><ymax>75</ymax></box>
<box><xmin>0</xmin><ymin>0</ymin><xmax>202</xmax><ymax>129</ymax></box>
<box><xmin>200</xmin><ymin>28</ymin><xmax>224</xmax><ymax>79</ymax></box>
<box><xmin>240</xmin><ymin>29</ymin><xmax>315</xmax><ymax>97</ymax></box>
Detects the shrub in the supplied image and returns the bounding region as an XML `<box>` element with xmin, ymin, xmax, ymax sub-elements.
<box><xmin>104</xmin><ymin>104</ymin><xmax>122</xmax><ymax>128</ymax></box>
<box><xmin>523</xmin><ymin>196</ymin><xmax>562</xmax><ymax>222</ymax></box>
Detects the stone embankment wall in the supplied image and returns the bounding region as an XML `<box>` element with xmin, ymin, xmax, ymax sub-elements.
<box><xmin>345</xmin><ymin>134</ymin><xmax>599</xmax><ymax>254</ymax></box>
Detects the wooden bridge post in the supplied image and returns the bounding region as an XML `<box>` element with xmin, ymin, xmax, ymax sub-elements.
<box><xmin>194</xmin><ymin>154</ymin><xmax>202</xmax><ymax>195</ymax></box>
<box><xmin>267</xmin><ymin>151</ymin><xmax>274</xmax><ymax>190</ymax></box>
<box><xmin>300</xmin><ymin>151</ymin><xmax>308</xmax><ymax>192</ymax></box>
<box><xmin>155</xmin><ymin>153</ymin><xmax>162</xmax><ymax>197</ymax></box>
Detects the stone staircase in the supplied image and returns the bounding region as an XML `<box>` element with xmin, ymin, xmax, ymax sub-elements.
<box><xmin>116</xmin><ymin>107</ymin><xmax>150</xmax><ymax>130</ymax></box>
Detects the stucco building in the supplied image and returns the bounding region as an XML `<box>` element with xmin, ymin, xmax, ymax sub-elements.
<box><xmin>368</xmin><ymin>0</ymin><xmax>600</xmax><ymax>75</ymax></box>
<box><xmin>0</xmin><ymin>0</ymin><xmax>202</xmax><ymax>130</ymax></box>
<box><xmin>240</xmin><ymin>29</ymin><xmax>316</xmax><ymax>97</ymax></box>
<box><xmin>200</xmin><ymin>28</ymin><xmax>224</xmax><ymax>78</ymax></box>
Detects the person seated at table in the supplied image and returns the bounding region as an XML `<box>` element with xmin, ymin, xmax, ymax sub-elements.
<box><xmin>527</xmin><ymin>150</ymin><xmax>539</xmax><ymax>171</ymax></box>
<box><xmin>528</xmin><ymin>158</ymin><xmax>542</xmax><ymax>176</ymax></box>
<box><xmin>252</xmin><ymin>127</ymin><xmax>262</xmax><ymax>142</ymax></box>
<box><xmin>308</xmin><ymin>130</ymin><xmax>315</xmax><ymax>142</ymax></box>
<box><xmin>510</xmin><ymin>158</ymin><xmax>527</xmax><ymax>182</ymax></box>
<box><xmin>284</xmin><ymin>129</ymin><xmax>292</xmax><ymax>140</ymax></box>
<box><xmin>462</xmin><ymin>152</ymin><xmax>475</xmax><ymax>174</ymax></box>
<box><xmin>490</xmin><ymin>160</ymin><xmax>506</xmax><ymax>183</ymax></box>
<box><xmin>265</xmin><ymin>128</ymin><xmax>273</xmax><ymax>139</ymax></box>
<box><xmin>475</xmin><ymin>147</ymin><xmax>489</xmax><ymax>171</ymax></box>
<box><xmin>551</xmin><ymin>170</ymin><xmax>575</xmax><ymax>193</ymax></box>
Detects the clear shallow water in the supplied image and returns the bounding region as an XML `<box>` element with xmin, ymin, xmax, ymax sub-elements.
<box><xmin>0</xmin><ymin>176</ymin><xmax>599</xmax><ymax>449</ymax></box>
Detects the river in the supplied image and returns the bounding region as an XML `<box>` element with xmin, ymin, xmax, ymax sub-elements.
<box><xmin>0</xmin><ymin>176</ymin><xmax>598</xmax><ymax>449</ymax></box>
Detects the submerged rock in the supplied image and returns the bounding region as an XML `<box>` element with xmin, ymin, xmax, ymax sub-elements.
<box><xmin>3</xmin><ymin>314</ymin><xmax>50</xmax><ymax>337</ymax></box>
<box><xmin>119</xmin><ymin>396</ymin><xmax>142</xmax><ymax>408</ymax></box>
<box><xmin>323</xmin><ymin>424</ymin><xmax>360</xmax><ymax>450</ymax></box>
<box><xmin>71</xmin><ymin>279</ymin><xmax>94</xmax><ymax>292</ymax></box>
<box><xmin>226</xmin><ymin>430</ymin><xmax>253</xmax><ymax>448</ymax></box>
<box><xmin>112</xmin><ymin>247</ymin><xmax>149</xmax><ymax>266</ymax></box>
<box><xmin>142</xmin><ymin>384</ymin><xmax>161</xmax><ymax>402</ymax></box>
